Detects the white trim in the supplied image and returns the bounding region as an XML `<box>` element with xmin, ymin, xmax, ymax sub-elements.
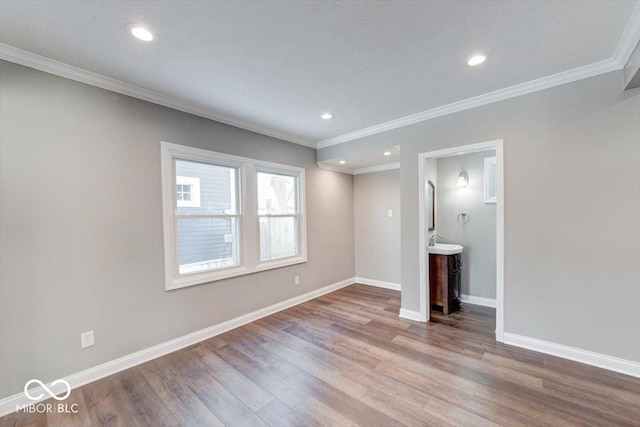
<box><xmin>353</xmin><ymin>162</ymin><xmax>400</xmax><ymax>175</ymax></box>
<box><xmin>355</xmin><ymin>277</ymin><xmax>401</xmax><ymax>291</ymax></box>
<box><xmin>316</xmin><ymin>59</ymin><xmax>620</xmax><ymax>148</ymax></box>
<box><xmin>614</xmin><ymin>2</ymin><xmax>640</xmax><ymax>66</ymax></box>
<box><xmin>398</xmin><ymin>308</ymin><xmax>423</xmax><ymax>322</ymax></box>
<box><xmin>0</xmin><ymin>43</ymin><xmax>316</xmax><ymax>149</ymax></box>
<box><xmin>0</xmin><ymin>277</ymin><xmax>357</xmax><ymax>417</ymax></box>
<box><xmin>417</xmin><ymin>155</ymin><xmax>429</xmax><ymax>323</ymax></box>
<box><xmin>460</xmin><ymin>294</ymin><xmax>496</xmax><ymax>308</ymax></box>
<box><xmin>503</xmin><ymin>333</ymin><xmax>640</xmax><ymax>379</ymax></box>
<box><xmin>3</xmin><ymin>20</ymin><xmax>636</xmax><ymax>154</ymax></box>
<box><xmin>417</xmin><ymin>140</ymin><xmax>504</xmax><ymax>342</ymax></box>
<box><xmin>316</xmin><ymin>162</ymin><xmax>353</xmax><ymax>174</ymax></box>
<box><xmin>161</xmin><ymin>141</ymin><xmax>307</xmax><ymax>290</ymax></box>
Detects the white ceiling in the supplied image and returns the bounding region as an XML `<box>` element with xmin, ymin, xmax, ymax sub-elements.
<box><xmin>0</xmin><ymin>1</ymin><xmax>638</xmax><ymax>149</ymax></box>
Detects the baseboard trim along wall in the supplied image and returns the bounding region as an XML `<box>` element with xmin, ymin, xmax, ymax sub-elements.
<box><xmin>355</xmin><ymin>277</ymin><xmax>401</xmax><ymax>291</ymax></box>
<box><xmin>460</xmin><ymin>294</ymin><xmax>497</xmax><ymax>308</ymax></box>
<box><xmin>503</xmin><ymin>333</ymin><xmax>640</xmax><ymax>378</ymax></box>
<box><xmin>398</xmin><ymin>308</ymin><xmax>423</xmax><ymax>322</ymax></box>
<box><xmin>4</xmin><ymin>279</ymin><xmax>639</xmax><ymax>416</ymax></box>
<box><xmin>0</xmin><ymin>277</ymin><xmax>357</xmax><ymax>417</ymax></box>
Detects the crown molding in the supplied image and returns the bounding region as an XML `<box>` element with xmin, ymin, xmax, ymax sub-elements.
<box><xmin>614</xmin><ymin>1</ymin><xmax>640</xmax><ymax>66</ymax></box>
<box><xmin>353</xmin><ymin>162</ymin><xmax>400</xmax><ymax>175</ymax></box>
<box><xmin>4</xmin><ymin>7</ymin><xmax>637</xmax><ymax>155</ymax></box>
<box><xmin>316</xmin><ymin>58</ymin><xmax>621</xmax><ymax>149</ymax></box>
<box><xmin>316</xmin><ymin>162</ymin><xmax>353</xmax><ymax>174</ymax></box>
<box><xmin>0</xmin><ymin>43</ymin><xmax>317</xmax><ymax>149</ymax></box>
<box><xmin>318</xmin><ymin>5</ymin><xmax>639</xmax><ymax>149</ymax></box>
<box><xmin>316</xmin><ymin>161</ymin><xmax>400</xmax><ymax>175</ymax></box>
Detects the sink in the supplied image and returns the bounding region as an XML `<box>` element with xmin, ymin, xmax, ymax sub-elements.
<box><xmin>429</xmin><ymin>243</ymin><xmax>463</xmax><ymax>255</ymax></box>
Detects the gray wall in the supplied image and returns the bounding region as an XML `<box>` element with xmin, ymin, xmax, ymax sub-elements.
<box><xmin>0</xmin><ymin>60</ymin><xmax>355</xmax><ymax>398</ymax></box>
<box><xmin>436</xmin><ymin>151</ymin><xmax>496</xmax><ymax>299</ymax></box>
<box><xmin>354</xmin><ymin>169</ymin><xmax>401</xmax><ymax>284</ymax></box>
<box><xmin>319</xmin><ymin>70</ymin><xmax>640</xmax><ymax>363</ymax></box>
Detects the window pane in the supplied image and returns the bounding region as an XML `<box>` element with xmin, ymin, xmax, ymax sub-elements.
<box><xmin>176</xmin><ymin>160</ymin><xmax>238</xmax><ymax>214</ymax></box>
<box><xmin>257</xmin><ymin>172</ymin><xmax>296</xmax><ymax>215</ymax></box>
<box><xmin>177</xmin><ymin>217</ymin><xmax>239</xmax><ymax>275</ymax></box>
<box><xmin>259</xmin><ymin>216</ymin><xmax>297</xmax><ymax>261</ymax></box>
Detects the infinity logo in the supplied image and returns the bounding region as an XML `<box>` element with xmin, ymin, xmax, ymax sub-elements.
<box><xmin>24</xmin><ymin>379</ymin><xmax>71</xmax><ymax>401</ymax></box>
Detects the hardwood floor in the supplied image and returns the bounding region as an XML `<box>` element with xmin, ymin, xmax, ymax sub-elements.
<box><xmin>2</xmin><ymin>284</ymin><xmax>639</xmax><ymax>426</ymax></box>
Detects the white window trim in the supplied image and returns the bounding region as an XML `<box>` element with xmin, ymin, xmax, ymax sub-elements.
<box><xmin>176</xmin><ymin>176</ymin><xmax>201</xmax><ymax>208</ymax></box>
<box><xmin>161</xmin><ymin>141</ymin><xmax>307</xmax><ymax>291</ymax></box>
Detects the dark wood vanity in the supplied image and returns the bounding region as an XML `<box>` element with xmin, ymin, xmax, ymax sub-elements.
<box><xmin>429</xmin><ymin>253</ymin><xmax>462</xmax><ymax>314</ymax></box>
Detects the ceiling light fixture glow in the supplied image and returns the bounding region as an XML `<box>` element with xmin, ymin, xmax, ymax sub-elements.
<box><xmin>339</xmin><ymin>160</ymin><xmax>346</xmax><ymax>164</ymax></box>
<box><xmin>383</xmin><ymin>151</ymin><xmax>392</xmax><ymax>156</ymax></box>
<box><xmin>467</xmin><ymin>54</ymin><xmax>486</xmax><ymax>66</ymax></box>
<box><xmin>321</xmin><ymin>112</ymin><xmax>334</xmax><ymax>120</ymax></box>
<box><xmin>127</xmin><ymin>23</ymin><xmax>156</xmax><ymax>42</ymax></box>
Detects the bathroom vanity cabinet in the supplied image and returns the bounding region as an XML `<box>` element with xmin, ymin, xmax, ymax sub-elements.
<box><xmin>429</xmin><ymin>253</ymin><xmax>461</xmax><ymax>314</ymax></box>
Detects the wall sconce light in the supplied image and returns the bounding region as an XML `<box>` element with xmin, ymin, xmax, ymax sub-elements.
<box><xmin>456</xmin><ymin>171</ymin><xmax>469</xmax><ymax>187</ymax></box>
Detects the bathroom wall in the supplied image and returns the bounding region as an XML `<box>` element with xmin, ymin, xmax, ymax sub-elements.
<box><xmin>354</xmin><ymin>169</ymin><xmax>401</xmax><ymax>285</ymax></box>
<box><xmin>426</xmin><ymin>158</ymin><xmax>437</xmax><ymax>242</ymax></box>
<box><xmin>436</xmin><ymin>151</ymin><xmax>497</xmax><ymax>300</ymax></box>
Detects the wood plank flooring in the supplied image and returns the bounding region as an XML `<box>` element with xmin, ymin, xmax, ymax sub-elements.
<box><xmin>2</xmin><ymin>284</ymin><xmax>639</xmax><ymax>426</ymax></box>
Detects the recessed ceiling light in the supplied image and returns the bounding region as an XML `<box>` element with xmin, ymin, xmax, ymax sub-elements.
<box><xmin>127</xmin><ymin>23</ymin><xmax>156</xmax><ymax>42</ymax></box>
<box><xmin>467</xmin><ymin>54</ymin><xmax>486</xmax><ymax>66</ymax></box>
<box><xmin>321</xmin><ymin>112</ymin><xmax>334</xmax><ymax>120</ymax></box>
<box><xmin>383</xmin><ymin>151</ymin><xmax>392</xmax><ymax>156</ymax></box>
<box><xmin>339</xmin><ymin>160</ymin><xmax>346</xmax><ymax>164</ymax></box>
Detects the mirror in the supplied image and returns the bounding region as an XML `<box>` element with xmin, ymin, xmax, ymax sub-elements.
<box><xmin>427</xmin><ymin>180</ymin><xmax>435</xmax><ymax>231</ymax></box>
<box><xmin>484</xmin><ymin>156</ymin><xmax>497</xmax><ymax>204</ymax></box>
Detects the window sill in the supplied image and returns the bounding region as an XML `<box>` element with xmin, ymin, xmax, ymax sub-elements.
<box><xmin>166</xmin><ymin>256</ymin><xmax>307</xmax><ymax>291</ymax></box>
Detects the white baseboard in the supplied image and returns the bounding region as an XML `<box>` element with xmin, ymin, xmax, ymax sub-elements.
<box><xmin>398</xmin><ymin>308</ymin><xmax>423</xmax><ymax>322</ymax></box>
<box><xmin>460</xmin><ymin>294</ymin><xmax>496</xmax><ymax>308</ymax></box>
<box><xmin>0</xmin><ymin>277</ymin><xmax>356</xmax><ymax>417</ymax></box>
<box><xmin>355</xmin><ymin>277</ymin><xmax>401</xmax><ymax>291</ymax></box>
<box><xmin>503</xmin><ymin>333</ymin><xmax>640</xmax><ymax>378</ymax></box>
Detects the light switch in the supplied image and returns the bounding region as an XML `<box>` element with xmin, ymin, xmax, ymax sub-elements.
<box><xmin>387</xmin><ymin>209</ymin><xmax>393</xmax><ymax>217</ymax></box>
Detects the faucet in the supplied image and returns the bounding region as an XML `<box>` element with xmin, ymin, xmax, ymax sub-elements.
<box><xmin>429</xmin><ymin>234</ymin><xmax>442</xmax><ymax>247</ymax></box>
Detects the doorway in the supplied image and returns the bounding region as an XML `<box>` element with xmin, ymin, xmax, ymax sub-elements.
<box><xmin>418</xmin><ymin>140</ymin><xmax>504</xmax><ymax>341</ymax></box>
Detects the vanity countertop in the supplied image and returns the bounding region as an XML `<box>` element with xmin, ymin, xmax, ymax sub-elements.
<box><xmin>429</xmin><ymin>243</ymin><xmax>463</xmax><ymax>255</ymax></box>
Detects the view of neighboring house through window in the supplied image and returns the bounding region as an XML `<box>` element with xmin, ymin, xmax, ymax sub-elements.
<box><xmin>161</xmin><ymin>142</ymin><xmax>306</xmax><ymax>290</ymax></box>
<box><xmin>175</xmin><ymin>160</ymin><xmax>239</xmax><ymax>275</ymax></box>
<box><xmin>176</xmin><ymin>175</ymin><xmax>201</xmax><ymax>207</ymax></box>
<box><xmin>257</xmin><ymin>172</ymin><xmax>298</xmax><ymax>261</ymax></box>
<box><xmin>176</xmin><ymin>184</ymin><xmax>190</xmax><ymax>201</ymax></box>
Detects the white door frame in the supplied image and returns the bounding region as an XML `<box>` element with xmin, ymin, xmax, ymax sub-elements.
<box><xmin>418</xmin><ymin>139</ymin><xmax>504</xmax><ymax>342</ymax></box>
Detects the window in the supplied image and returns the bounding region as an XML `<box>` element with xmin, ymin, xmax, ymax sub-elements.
<box><xmin>176</xmin><ymin>176</ymin><xmax>201</xmax><ymax>207</ymax></box>
<box><xmin>174</xmin><ymin>161</ymin><xmax>239</xmax><ymax>275</ymax></box>
<box><xmin>258</xmin><ymin>172</ymin><xmax>298</xmax><ymax>261</ymax></box>
<box><xmin>161</xmin><ymin>142</ymin><xmax>306</xmax><ymax>290</ymax></box>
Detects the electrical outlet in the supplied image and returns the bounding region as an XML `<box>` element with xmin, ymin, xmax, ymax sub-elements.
<box><xmin>294</xmin><ymin>276</ymin><xmax>300</xmax><ymax>286</ymax></box>
<box><xmin>81</xmin><ymin>331</ymin><xmax>94</xmax><ymax>349</ymax></box>
<box><xmin>387</xmin><ymin>209</ymin><xmax>393</xmax><ymax>217</ymax></box>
